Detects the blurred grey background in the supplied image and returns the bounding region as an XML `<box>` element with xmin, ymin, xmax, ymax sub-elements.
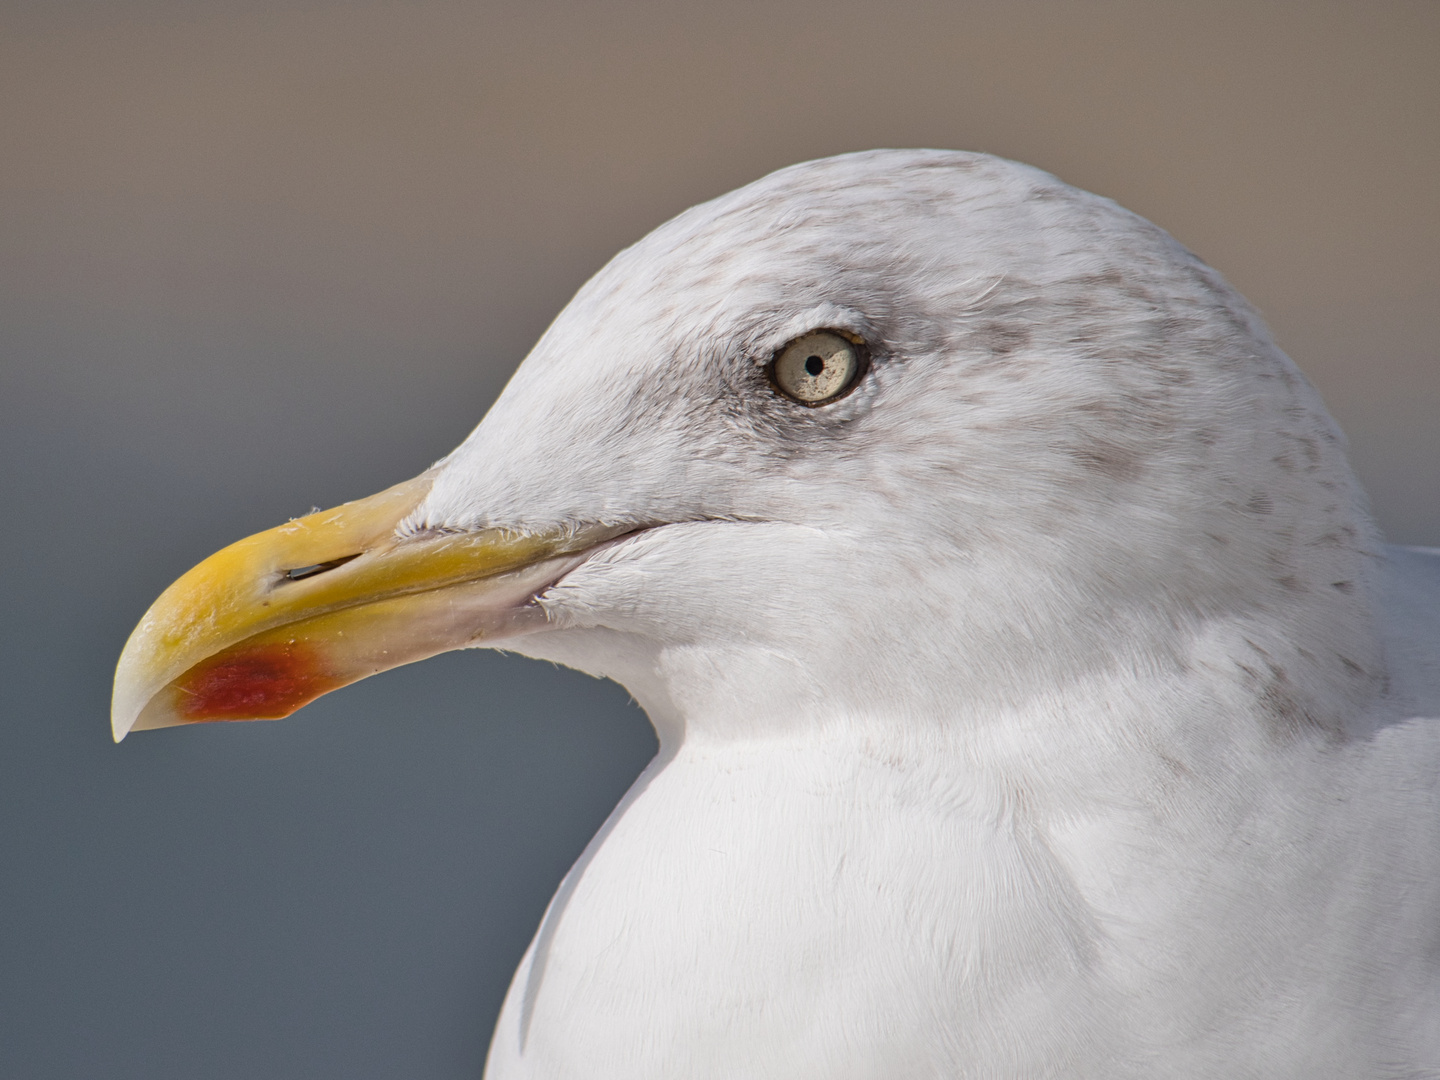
<box><xmin>1</xmin><ymin>2</ymin><xmax>1436</xmax><ymax>1076</ymax></box>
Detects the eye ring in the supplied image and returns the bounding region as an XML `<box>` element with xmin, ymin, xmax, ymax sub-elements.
<box><xmin>766</xmin><ymin>329</ymin><xmax>870</xmax><ymax>406</ymax></box>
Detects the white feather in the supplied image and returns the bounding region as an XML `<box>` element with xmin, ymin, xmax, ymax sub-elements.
<box><xmin>418</xmin><ymin>150</ymin><xmax>1439</xmax><ymax>1077</ymax></box>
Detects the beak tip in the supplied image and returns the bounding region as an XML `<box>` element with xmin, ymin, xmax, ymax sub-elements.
<box><xmin>111</xmin><ymin>702</ymin><xmax>137</xmax><ymax>742</ymax></box>
<box><xmin>111</xmin><ymin>656</ymin><xmax>144</xmax><ymax>743</ymax></box>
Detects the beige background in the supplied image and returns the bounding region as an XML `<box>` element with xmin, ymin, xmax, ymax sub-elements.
<box><xmin>4</xmin><ymin>0</ymin><xmax>1437</xmax><ymax>537</ymax></box>
<box><xmin>0</xmin><ymin>4</ymin><xmax>1435</xmax><ymax>1078</ymax></box>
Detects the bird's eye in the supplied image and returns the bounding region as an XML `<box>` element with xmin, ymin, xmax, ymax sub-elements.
<box><xmin>769</xmin><ymin>330</ymin><xmax>866</xmax><ymax>405</ymax></box>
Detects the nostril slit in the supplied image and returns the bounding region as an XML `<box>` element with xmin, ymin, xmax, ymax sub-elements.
<box><xmin>283</xmin><ymin>553</ymin><xmax>362</xmax><ymax>582</ymax></box>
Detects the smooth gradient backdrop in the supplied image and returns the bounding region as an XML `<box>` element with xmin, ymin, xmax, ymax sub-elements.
<box><xmin>2</xmin><ymin>2</ymin><xmax>1436</xmax><ymax>1077</ymax></box>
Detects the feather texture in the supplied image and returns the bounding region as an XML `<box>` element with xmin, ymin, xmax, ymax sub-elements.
<box><xmin>412</xmin><ymin>150</ymin><xmax>1438</xmax><ymax>1077</ymax></box>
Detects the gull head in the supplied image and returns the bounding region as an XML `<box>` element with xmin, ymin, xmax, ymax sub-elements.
<box><xmin>113</xmin><ymin>149</ymin><xmax>1382</xmax><ymax>748</ymax></box>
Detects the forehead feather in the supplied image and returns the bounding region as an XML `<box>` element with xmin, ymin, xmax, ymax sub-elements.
<box><xmin>542</xmin><ymin>150</ymin><xmax>1177</xmax><ymax>361</ymax></box>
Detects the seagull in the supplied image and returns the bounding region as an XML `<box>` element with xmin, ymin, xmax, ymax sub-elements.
<box><xmin>113</xmin><ymin>150</ymin><xmax>1440</xmax><ymax>1078</ymax></box>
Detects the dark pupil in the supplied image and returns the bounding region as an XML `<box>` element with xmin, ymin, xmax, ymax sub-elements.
<box><xmin>804</xmin><ymin>355</ymin><xmax>825</xmax><ymax>376</ymax></box>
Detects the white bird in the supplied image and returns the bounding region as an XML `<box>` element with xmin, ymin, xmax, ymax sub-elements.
<box><xmin>113</xmin><ymin>150</ymin><xmax>1440</xmax><ymax>1078</ymax></box>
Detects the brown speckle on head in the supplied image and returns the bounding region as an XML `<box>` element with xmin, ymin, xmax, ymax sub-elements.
<box><xmin>972</xmin><ymin>321</ymin><xmax>1033</xmax><ymax>358</ymax></box>
<box><xmin>1066</xmin><ymin>441</ymin><xmax>1144</xmax><ymax>482</ymax></box>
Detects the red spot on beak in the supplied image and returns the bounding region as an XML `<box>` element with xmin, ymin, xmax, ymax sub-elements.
<box><xmin>174</xmin><ymin>642</ymin><xmax>345</xmax><ymax>722</ymax></box>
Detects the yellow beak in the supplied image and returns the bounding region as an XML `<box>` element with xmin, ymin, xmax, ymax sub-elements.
<box><xmin>111</xmin><ymin>470</ymin><xmax>621</xmax><ymax>741</ymax></box>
